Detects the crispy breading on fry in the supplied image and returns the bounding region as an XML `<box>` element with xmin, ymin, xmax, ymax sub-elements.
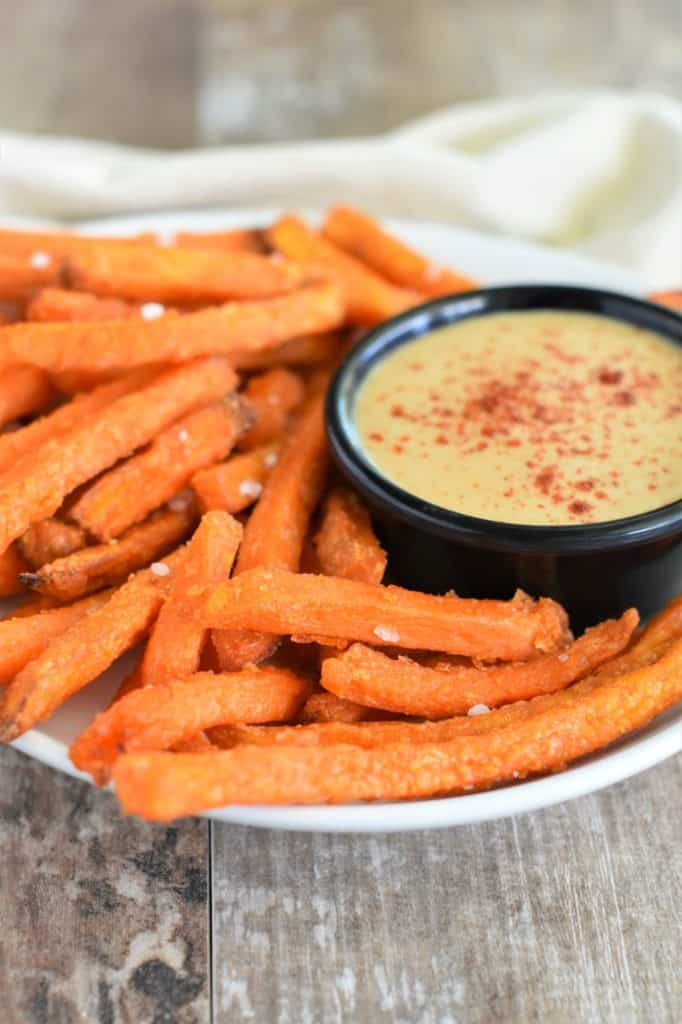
<box><xmin>0</xmin><ymin>251</ymin><xmax>61</xmax><ymax>301</ymax></box>
<box><xmin>0</xmin><ymin>544</ymin><xmax>31</xmax><ymax>598</ymax></box>
<box><xmin>0</xmin><ymin>555</ymin><xmax>182</xmax><ymax>740</ymax></box>
<box><xmin>0</xmin><ymin>357</ymin><xmax>236</xmax><ymax>555</ymax></box>
<box><xmin>314</xmin><ymin>486</ymin><xmax>386</xmax><ymax>584</ymax></box>
<box><xmin>267</xmin><ymin>214</ymin><xmax>420</xmax><ymax>326</ymax></box>
<box><xmin>301</xmin><ymin>691</ymin><xmax>392</xmax><ymax>724</ymax></box>
<box><xmin>191</xmin><ymin>443</ymin><xmax>280</xmax><ymax>514</ymax></box>
<box><xmin>0</xmin><ymin>365</ymin><xmax>56</xmax><ymax>428</ymax></box>
<box><xmin>238</xmin><ymin>368</ymin><xmax>304</xmax><ymax>450</ymax></box>
<box><xmin>0</xmin><ymin>591</ymin><xmax>112</xmax><ymax>685</ymax></box>
<box><xmin>66</xmin><ymin>243</ymin><xmax>308</xmax><ymax>305</ymax></box>
<box><xmin>0</xmin><ymin>282</ymin><xmax>344</xmax><ymax>373</ymax></box>
<box><xmin>20</xmin><ymin>505</ymin><xmax>196</xmax><ymax>602</ymax></box>
<box><xmin>320</xmin><ymin>611</ymin><xmax>638</xmax><ymax>718</ymax></box>
<box><xmin>18</xmin><ymin>518</ymin><xmax>87</xmax><ymax>569</ymax></box>
<box><xmin>113</xmin><ymin>633</ymin><xmax>682</xmax><ymax>817</ymax></box>
<box><xmin>324</xmin><ymin>205</ymin><xmax>478</xmax><ymax>296</ymax></box>
<box><xmin>70</xmin><ymin>396</ymin><xmax>250</xmax><ymax>540</ymax></box>
<box><xmin>26</xmin><ymin>288</ymin><xmax>143</xmax><ymax>323</ymax></box>
<box><xmin>141</xmin><ymin>511</ymin><xmax>243</xmax><ymax>686</ymax></box>
<box><xmin>71</xmin><ymin>666</ymin><xmax>311</xmax><ymax>783</ymax></box>
<box><xmin>165</xmin><ymin>228</ymin><xmax>265</xmax><ymax>253</ymax></box>
<box><xmin>197</xmin><ymin>567</ymin><xmax>570</xmax><ymax>662</ymax></box>
<box><xmin>211</xmin><ymin>392</ymin><xmax>330</xmax><ymax>669</ymax></box>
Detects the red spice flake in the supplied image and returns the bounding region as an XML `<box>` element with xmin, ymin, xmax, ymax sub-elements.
<box><xmin>408</xmin><ymin>362</ymin><xmax>424</xmax><ymax>371</ymax></box>
<box><xmin>574</xmin><ymin>479</ymin><xmax>595</xmax><ymax>492</ymax></box>
<box><xmin>612</xmin><ymin>390</ymin><xmax>636</xmax><ymax>407</ymax></box>
<box><xmin>597</xmin><ymin>367</ymin><xmax>623</xmax><ymax>385</ymax></box>
<box><xmin>390</xmin><ymin>403</ymin><xmax>407</xmax><ymax>418</ymax></box>
<box><xmin>534</xmin><ymin>467</ymin><xmax>557</xmax><ymax>495</ymax></box>
<box><xmin>595</xmin><ymin>490</ymin><xmax>608</xmax><ymax>500</ymax></box>
<box><xmin>569</xmin><ymin>500</ymin><xmax>593</xmax><ymax>515</ymax></box>
<box><xmin>392</xmin><ymin>444</ymin><xmax>404</xmax><ymax>454</ymax></box>
<box><xmin>505</xmin><ymin>438</ymin><xmax>521</xmax><ymax>447</ymax></box>
<box><xmin>475</xmin><ymin>441</ymin><xmax>488</xmax><ymax>452</ymax></box>
<box><xmin>503</xmin><ymin>488</ymin><xmax>515</xmax><ymax>498</ymax></box>
<box><xmin>435</xmin><ymin>434</ymin><xmax>449</xmax><ymax>446</ymax></box>
<box><xmin>369</xmin><ymin>431</ymin><xmax>384</xmax><ymax>442</ymax></box>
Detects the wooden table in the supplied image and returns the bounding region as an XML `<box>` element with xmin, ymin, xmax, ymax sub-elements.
<box><xmin>1</xmin><ymin>2</ymin><xmax>680</xmax><ymax>1021</ymax></box>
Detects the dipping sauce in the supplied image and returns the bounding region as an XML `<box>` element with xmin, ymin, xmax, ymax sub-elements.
<box><xmin>355</xmin><ymin>309</ymin><xmax>682</xmax><ymax>525</ymax></box>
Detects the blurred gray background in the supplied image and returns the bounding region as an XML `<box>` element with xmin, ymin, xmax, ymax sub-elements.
<box><xmin>2</xmin><ymin>0</ymin><xmax>680</xmax><ymax>148</ymax></box>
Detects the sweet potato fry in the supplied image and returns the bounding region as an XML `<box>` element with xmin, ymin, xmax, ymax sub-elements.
<box><xmin>0</xmin><ymin>365</ymin><xmax>56</xmax><ymax>428</ymax></box>
<box><xmin>320</xmin><ymin>610</ymin><xmax>638</xmax><ymax>718</ymax></box>
<box><xmin>191</xmin><ymin>443</ymin><xmax>280</xmax><ymax>514</ymax></box>
<box><xmin>0</xmin><ymin>357</ymin><xmax>236</xmax><ymax>555</ymax></box>
<box><xmin>26</xmin><ymin>288</ymin><xmax>142</xmax><ymax>323</ymax></box>
<box><xmin>69</xmin><ymin>396</ymin><xmax>249</xmax><ymax>540</ymax></box>
<box><xmin>0</xmin><ymin>590</ymin><xmax>112</xmax><ymax>685</ymax></box>
<box><xmin>0</xmin><ymin>368</ymin><xmax>158</xmax><ymax>474</ymax></box>
<box><xmin>211</xmin><ymin>393</ymin><xmax>330</xmax><ymax>669</ymax></box>
<box><xmin>0</xmin><ymin>252</ymin><xmax>61</xmax><ymax>301</ymax></box>
<box><xmin>70</xmin><ymin>666</ymin><xmax>311</xmax><ymax>783</ymax></box>
<box><xmin>301</xmin><ymin>691</ymin><xmax>392</xmax><ymax>724</ymax></box>
<box><xmin>173</xmin><ymin>732</ymin><xmax>217</xmax><ymax>753</ymax></box>
<box><xmin>66</xmin><ymin>243</ymin><xmax>308</xmax><ymax>305</ymax></box>
<box><xmin>197</xmin><ymin>567</ymin><xmax>570</xmax><ymax>662</ymax></box>
<box><xmin>267</xmin><ymin>215</ymin><xmax>420</xmax><ymax>326</ymax></box>
<box><xmin>141</xmin><ymin>511</ymin><xmax>243</xmax><ymax>686</ymax></box>
<box><xmin>166</xmin><ymin>228</ymin><xmax>265</xmax><ymax>253</ymax></box>
<box><xmin>18</xmin><ymin>518</ymin><xmax>87</xmax><ymax>569</ymax></box>
<box><xmin>237</xmin><ymin>368</ymin><xmax>304</xmax><ymax>450</ymax></box>
<box><xmin>0</xmin><ymin>226</ymin><xmax>261</xmax><ymax>261</ymax></box>
<box><xmin>0</xmin><ymin>556</ymin><xmax>181</xmax><ymax>739</ymax></box>
<box><xmin>20</xmin><ymin>505</ymin><xmax>196</xmax><ymax>602</ymax></box>
<box><xmin>231</xmin><ymin>331</ymin><xmax>343</xmax><ymax>371</ymax></box>
<box><xmin>324</xmin><ymin>205</ymin><xmax>478</xmax><ymax>296</ymax></box>
<box><xmin>648</xmin><ymin>290</ymin><xmax>682</xmax><ymax>311</ymax></box>
<box><xmin>113</xmin><ymin>632</ymin><xmax>682</xmax><ymax>816</ymax></box>
<box><xmin>0</xmin><ymin>544</ymin><xmax>30</xmax><ymax>598</ymax></box>
<box><xmin>314</xmin><ymin>486</ymin><xmax>386</xmax><ymax>584</ymax></box>
<box><xmin>0</xmin><ymin>282</ymin><xmax>344</xmax><ymax>374</ymax></box>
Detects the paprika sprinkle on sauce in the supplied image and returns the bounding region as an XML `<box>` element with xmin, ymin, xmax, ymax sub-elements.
<box><xmin>354</xmin><ymin>309</ymin><xmax>682</xmax><ymax>525</ymax></box>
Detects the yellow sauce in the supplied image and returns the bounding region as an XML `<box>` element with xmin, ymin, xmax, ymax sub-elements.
<box><xmin>355</xmin><ymin>310</ymin><xmax>682</xmax><ymax>525</ymax></box>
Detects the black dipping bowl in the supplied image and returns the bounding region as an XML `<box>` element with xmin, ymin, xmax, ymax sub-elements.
<box><xmin>326</xmin><ymin>285</ymin><xmax>682</xmax><ymax>630</ymax></box>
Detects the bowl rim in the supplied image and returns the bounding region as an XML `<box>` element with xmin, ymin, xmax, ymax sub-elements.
<box><xmin>325</xmin><ymin>283</ymin><xmax>682</xmax><ymax>555</ymax></box>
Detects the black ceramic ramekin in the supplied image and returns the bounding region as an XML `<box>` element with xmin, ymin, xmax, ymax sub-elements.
<box><xmin>326</xmin><ymin>285</ymin><xmax>682</xmax><ymax>630</ymax></box>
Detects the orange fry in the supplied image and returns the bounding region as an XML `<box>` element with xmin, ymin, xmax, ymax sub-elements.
<box><xmin>0</xmin><ymin>590</ymin><xmax>112</xmax><ymax>685</ymax></box>
<box><xmin>0</xmin><ymin>365</ymin><xmax>55</xmax><ymax>428</ymax></box>
<box><xmin>165</xmin><ymin>228</ymin><xmax>265</xmax><ymax>253</ymax></box>
<box><xmin>212</xmin><ymin>393</ymin><xmax>330</xmax><ymax>669</ymax></box>
<box><xmin>27</xmin><ymin>287</ymin><xmax>143</xmax><ymax>323</ymax></box>
<box><xmin>301</xmin><ymin>691</ymin><xmax>392</xmax><ymax>724</ymax></box>
<box><xmin>0</xmin><ymin>225</ymin><xmax>261</xmax><ymax>261</ymax></box>
<box><xmin>0</xmin><ymin>544</ymin><xmax>31</xmax><ymax>598</ymax></box>
<box><xmin>321</xmin><ymin>610</ymin><xmax>638</xmax><ymax>718</ymax></box>
<box><xmin>238</xmin><ymin>368</ymin><xmax>304</xmax><ymax>450</ymax></box>
<box><xmin>0</xmin><ymin>251</ymin><xmax>60</xmax><ymax>301</ymax></box>
<box><xmin>141</xmin><ymin>511</ymin><xmax>243</xmax><ymax>686</ymax></box>
<box><xmin>0</xmin><ymin>357</ymin><xmax>236</xmax><ymax>555</ymax></box>
<box><xmin>70</xmin><ymin>397</ymin><xmax>249</xmax><ymax>540</ymax></box>
<box><xmin>648</xmin><ymin>290</ymin><xmax>682</xmax><ymax>311</ymax></box>
<box><xmin>71</xmin><ymin>666</ymin><xmax>311</xmax><ymax>783</ymax></box>
<box><xmin>231</xmin><ymin>331</ymin><xmax>343</xmax><ymax>371</ymax></box>
<box><xmin>20</xmin><ymin>505</ymin><xmax>196</xmax><ymax>602</ymax></box>
<box><xmin>191</xmin><ymin>443</ymin><xmax>280</xmax><ymax>514</ymax></box>
<box><xmin>0</xmin><ymin>368</ymin><xmax>158</xmax><ymax>474</ymax></box>
<box><xmin>18</xmin><ymin>518</ymin><xmax>87</xmax><ymax>569</ymax></box>
<box><xmin>324</xmin><ymin>205</ymin><xmax>478</xmax><ymax>296</ymax></box>
<box><xmin>314</xmin><ymin>486</ymin><xmax>386</xmax><ymax>584</ymax></box>
<box><xmin>198</xmin><ymin>567</ymin><xmax>569</xmax><ymax>661</ymax></box>
<box><xmin>267</xmin><ymin>215</ymin><xmax>420</xmax><ymax>326</ymax></box>
<box><xmin>113</xmin><ymin>633</ymin><xmax>682</xmax><ymax>816</ymax></box>
<box><xmin>0</xmin><ymin>556</ymin><xmax>181</xmax><ymax>740</ymax></box>
<box><xmin>0</xmin><ymin>282</ymin><xmax>344</xmax><ymax>374</ymax></box>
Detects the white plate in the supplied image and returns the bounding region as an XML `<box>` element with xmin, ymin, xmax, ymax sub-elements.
<box><xmin>7</xmin><ymin>208</ymin><xmax>682</xmax><ymax>832</ymax></box>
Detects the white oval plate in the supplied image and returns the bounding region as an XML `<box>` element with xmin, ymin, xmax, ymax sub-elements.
<box><xmin>7</xmin><ymin>208</ymin><xmax>682</xmax><ymax>832</ymax></box>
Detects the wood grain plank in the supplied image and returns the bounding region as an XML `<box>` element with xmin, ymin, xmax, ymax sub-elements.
<box><xmin>211</xmin><ymin>757</ymin><xmax>681</xmax><ymax>1023</ymax></box>
<box><xmin>0</xmin><ymin>746</ymin><xmax>210</xmax><ymax>1024</ymax></box>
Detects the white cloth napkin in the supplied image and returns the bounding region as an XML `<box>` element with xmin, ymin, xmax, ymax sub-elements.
<box><xmin>0</xmin><ymin>89</ymin><xmax>679</xmax><ymax>289</ymax></box>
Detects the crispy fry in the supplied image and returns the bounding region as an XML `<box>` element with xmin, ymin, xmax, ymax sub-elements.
<box><xmin>238</xmin><ymin>368</ymin><xmax>304</xmax><ymax>450</ymax></box>
<box><xmin>66</xmin><ymin>244</ymin><xmax>308</xmax><ymax>305</ymax></box>
<box><xmin>0</xmin><ymin>591</ymin><xmax>112</xmax><ymax>685</ymax></box>
<box><xmin>211</xmin><ymin>393</ymin><xmax>330</xmax><ymax>669</ymax></box>
<box><xmin>141</xmin><ymin>511</ymin><xmax>242</xmax><ymax>686</ymax></box>
<box><xmin>648</xmin><ymin>290</ymin><xmax>682</xmax><ymax>311</ymax></box>
<box><xmin>191</xmin><ymin>443</ymin><xmax>280</xmax><ymax>514</ymax></box>
<box><xmin>0</xmin><ymin>358</ymin><xmax>236</xmax><ymax>555</ymax></box>
<box><xmin>18</xmin><ymin>518</ymin><xmax>87</xmax><ymax>569</ymax></box>
<box><xmin>0</xmin><ymin>226</ymin><xmax>261</xmax><ymax>261</ymax></box>
<box><xmin>198</xmin><ymin>567</ymin><xmax>569</xmax><ymax>662</ymax></box>
<box><xmin>0</xmin><ymin>555</ymin><xmax>181</xmax><ymax>740</ymax></box>
<box><xmin>0</xmin><ymin>282</ymin><xmax>344</xmax><ymax>374</ymax></box>
<box><xmin>314</xmin><ymin>486</ymin><xmax>386</xmax><ymax>584</ymax></box>
<box><xmin>0</xmin><ymin>368</ymin><xmax>158</xmax><ymax>474</ymax></box>
<box><xmin>0</xmin><ymin>365</ymin><xmax>56</xmax><ymax>428</ymax></box>
<box><xmin>173</xmin><ymin>732</ymin><xmax>217</xmax><ymax>752</ymax></box>
<box><xmin>167</xmin><ymin>228</ymin><xmax>265</xmax><ymax>253</ymax></box>
<box><xmin>301</xmin><ymin>691</ymin><xmax>391</xmax><ymax>724</ymax></box>
<box><xmin>20</xmin><ymin>505</ymin><xmax>196</xmax><ymax>602</ymax></box>
<box><xmin>70</xmin><ymin>397</ymin><xmax>249</xmax><ymax>540</ymax></box>
<box><xmin>231</xmin><ymin>331</ymin><xmax>343</xmax><ymax>371</ymax></box>
<box><xmin>321</xmin><ymin>610</ymin><xmax>638</xmax><ymax>718</ymax></box>
<box><xmin>71</xmin><ymin>666</ymin><xmax>311</xmax><ymax>783</ymax></box>
<box><xmin>0</xmin><ymin>544</ymin><xmax>30</xmax><ymax>598</ymax></box>
<box><xmin>267</xmin><ymin>215</ymin><xmax>420</xmax><ymax>326</ymax></box>
<box><xmin>324</xmin><ymin>205</ymin><xmax>478</xmax><ymax>296</ymax></box>
<box><xmin>0</xmin><ymin>251</ymin><xmax>61</xmax><ymax>301</ymax></box>
<box><xmin>113</xmin><ymin>633</ymin><xmax>682</xmax><ymax>816</ymax></box>
<box><xmin>26</xmin><ymin>288</ymin><xmax>142</xmax><ymax>323</ymax></box>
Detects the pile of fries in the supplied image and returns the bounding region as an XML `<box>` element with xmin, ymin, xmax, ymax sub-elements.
<box><xmin>0</xmin><ymin>206</ymin><xmax>680</xmax><ymax>821</ymax></box>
